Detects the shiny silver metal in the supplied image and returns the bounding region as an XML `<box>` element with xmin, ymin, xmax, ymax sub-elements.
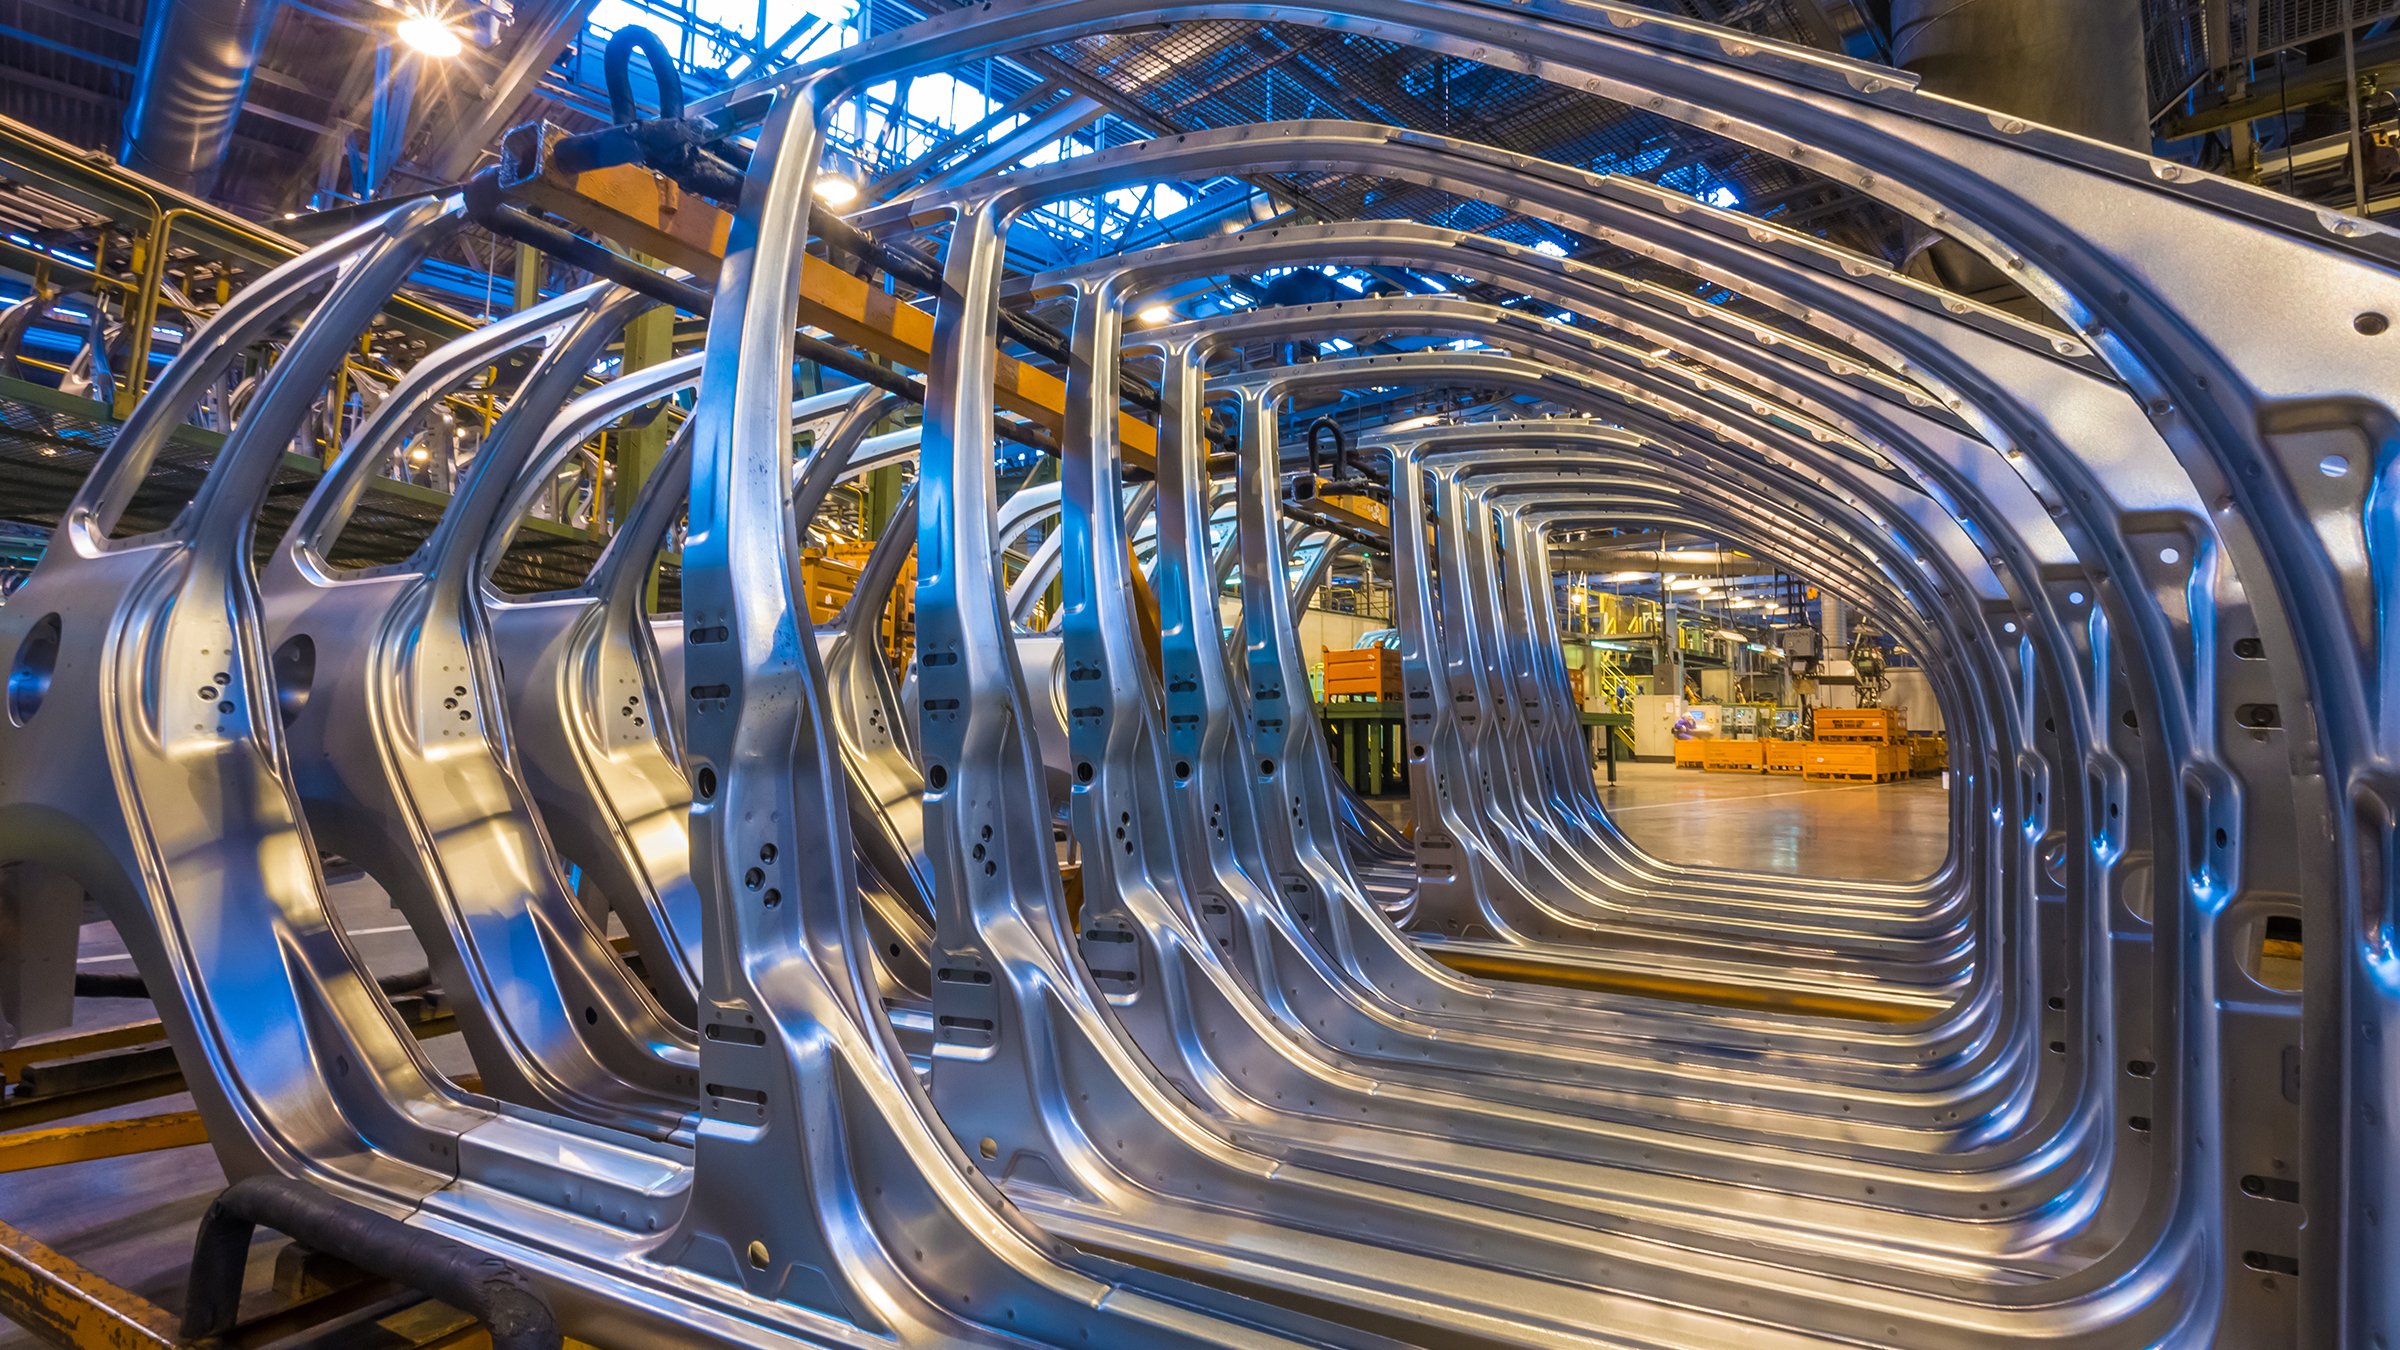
<box><xmin>12</xmin><ymin>0</ymin><xmax>2394</xmax><ymax>1342</ymax></box>
<box><xmin>260</xmin><ymin>284</ymin><xmax>702</xmax><ymax>1136</ymax></box>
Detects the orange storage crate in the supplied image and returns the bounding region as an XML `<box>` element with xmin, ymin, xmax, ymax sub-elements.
<box><xmin>1814</xmin><ymin>707</ymin><xmax>1907</xmax><ymax>744</ymax></box>
<box><xmin>1322</xmin><ymin>646</ymin><xmax>1403</xmax><ymax>702</ymax></box>
<box><xmin>1672</xmin><ymin>739</ymin><xmax>1708</xmax><ymax>769</ymax></box>
<box><xmin>1764</xmin><ymin>741</ymin><xmax>1806</xmax><ymax>775</ymax></box>
<box><xmin>1701</xmin><ymin>740</ymin><xmax>1766</xmax><ymax>773</ymax></box>
<box><xmin>1800</xmin><ymin>741</ymin><xmax>1909</xmax><ymax>782</ymax></box>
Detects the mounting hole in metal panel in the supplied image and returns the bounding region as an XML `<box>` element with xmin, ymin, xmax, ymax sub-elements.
<box><xmin>6</xmin><ymin>613</ymin><xmax>60</xmax><ymax>727</ymax></box>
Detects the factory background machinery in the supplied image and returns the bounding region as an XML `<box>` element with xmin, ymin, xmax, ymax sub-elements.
<box><xmin>0</xmin><ymin>1</ymin><xmax>2389</xmax><ymax>1347</ymax></box>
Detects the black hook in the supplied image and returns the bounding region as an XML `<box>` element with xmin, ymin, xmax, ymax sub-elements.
<box><xmin>1306</xmin><ymin>416</ymin><xmax>1347</xmax><ymax>482</ymax></box>
<box><xmin>604</xmin><ymin>26</ymin><xmax>684</xmax><ymax>125</ymax></box>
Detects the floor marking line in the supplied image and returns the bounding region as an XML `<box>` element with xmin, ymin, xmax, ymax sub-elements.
<box><xmin>79</xmin><ymin>921</ymin><xmax>414</xmax><ymax>964</ymax></box>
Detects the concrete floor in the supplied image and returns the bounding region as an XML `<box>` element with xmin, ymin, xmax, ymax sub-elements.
<box><xmin>0</xmin><ymin>762</ymin><xmax>1952</xmax><ymax>1343</ymax></box>
<box><xmin>1593</xmin><ymin>759</ymin><xmax>1950</xmax><ymax>883</ymax></box>
<box><xmin>1363</xmin><ymin>758</ymin><xmax>1951</xmax><ymax>883</ymax></box>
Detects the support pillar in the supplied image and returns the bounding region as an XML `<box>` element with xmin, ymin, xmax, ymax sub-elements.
<box><xmin>0</xmin><ymin>864</ymin><xmax>80</xmax><ymax>1047</ymax></box>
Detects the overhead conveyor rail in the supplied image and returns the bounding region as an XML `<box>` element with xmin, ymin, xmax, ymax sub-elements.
<box><xmin>0</xmin><ymin>3</ymin><xmax>2386</xmax><ymax>1349</ymax></box>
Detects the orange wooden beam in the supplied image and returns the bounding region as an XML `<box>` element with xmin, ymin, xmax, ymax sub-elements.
<box><xmin>500</xmin><ymin>126</ymin><xmax>1160</xmax><ymax>467</ymax></box>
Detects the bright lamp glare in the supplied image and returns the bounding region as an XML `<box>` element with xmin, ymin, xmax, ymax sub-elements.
<box><xmin>812</xmin><ymin>176</ymin><xmax>860</xmax><ymax>206</ymax></box>
<box><xmin>1137</xmin><ymin>304</ymin><xmax>1175</xmax><ymax>324</ymax></box>
<box><xmin>397</xmin><ymin>11</ymin><xmax>464</xmax><ymax>57</ymax></box>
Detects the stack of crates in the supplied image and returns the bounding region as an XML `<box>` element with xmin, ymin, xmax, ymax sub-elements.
<box><xmin>1910</xmin><ymin>733</ymin><xmax>1949</xmax><ymax>775</ymax></box>
<box><xmin>799</xmin><ymin>544</ymin><xmax>916</xmax><ymax>659</ymax></box>
<box><xmin>1322</xmin><ymin>646</ymin><xmax>1404</xmax><ymax>703</ymax></box>
<box><xmin>1804</xmin><ymin>707</ymin><xmax>1910</xmax><ymax>783</ymax></box>
<box><xmin>797</xmin><ymin>547</ymin><xmax>862</xmax><ymax>626</ymax></box>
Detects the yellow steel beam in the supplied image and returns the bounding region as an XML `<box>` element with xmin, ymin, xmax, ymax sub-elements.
<box><xmin>1425</xmin><ymin>947</ymin><xmax>1936</xmax><ymax>1025</ymax></box>
<box><xmin>0</xmin><ymin>1113</ymin><xmax>209</xmax><ymax>1175</ymax></box>
<box><xmin>0</xmin><ymin>1217</ymin><xmax>180</xmax><ymax>1350</ymax></box>
<box><xmin>500</xmin><ymin>125</ymin><xmax>1162</xmax><ymax>467</ymax></box>
<box><xmin>1314</xmin><ymin>494</ymin><xmax>1389</xmax><ymax>534</ymax></box>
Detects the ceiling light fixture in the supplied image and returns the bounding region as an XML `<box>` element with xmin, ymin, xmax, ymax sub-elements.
<box><xmin>1137</xmin><ymin>304</ymin><xmax>1175</xmax><ymax>324</ymax></box>
<box><xmin>397</xmin><ymin>10</ymin><xmax>465</xmax><ymax>57</ymax></box>
<box><xmin>812</xmin><ymin>175</ymin><xmax>860</xmax><ymax>207</ymax></box>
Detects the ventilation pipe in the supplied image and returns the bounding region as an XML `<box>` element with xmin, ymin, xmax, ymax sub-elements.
<box><xmin>119</xmin><ymin>0</ymin><xmax>283</xmax><ymax>198</ymax></box>
<box><xmin>1888</xmin><ymin>0</ymin><xmax>2147</xmax><ymax>313</ymax></box>
<box><xmin>1889</xmin><ymin>0</ymin><xmax>2150</xmax><ymax>149</ymax></box>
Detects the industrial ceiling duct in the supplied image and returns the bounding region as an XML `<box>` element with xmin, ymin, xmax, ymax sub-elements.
<box><xmin>1888</xmin><ymin>0</ymin><xmax>2150</xmax><ymax>150</ymax></box>
<box><xmin>118</xmin><ymin>0</ymin><xmax>282</xmax><ymax>198</ymax></box>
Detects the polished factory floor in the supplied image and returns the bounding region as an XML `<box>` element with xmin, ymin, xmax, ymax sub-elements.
<box><xmin>0</xmin><ymin>761</ymin><xmax>1950</xmax><ymax>1343</ymax></box>
<box><xmin>1596</xmin><ymin>759</ymin><xmax>1950</xmax><ymax>882</ymax></box>
<box><xmin>1367</xmin><ymin>758</ymin><xmax>1951</xmax><ymax>884</ymax></box>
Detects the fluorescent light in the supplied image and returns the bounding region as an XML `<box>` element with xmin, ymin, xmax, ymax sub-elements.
<box><xmin>1714</xmin><ymin>628</ymin><xmax>1745</xmax><ymax>641</ymax></box>
<box><xmin>409</xmin><ymin>446</ymin><xmax>430</xmax><ymax>463</ymax></box>
<box><xmin>812</xmin><ymin>175</ymin><xmax>860</xmax><ymax>207</ymax></box>
<box><xmin>1386</xmin><ymin>413</ymin><xmax>1438</xmax><ymax>432</ymax></box>
<box><xmin>1137</xmin><ymin>304</ymin><xmax>1175</xmax><ymax>324</ymax></box>
<box><xmin>397</xmin><ymin>10</ymin><xmax>464</xmax><ymax>57</ymax></box>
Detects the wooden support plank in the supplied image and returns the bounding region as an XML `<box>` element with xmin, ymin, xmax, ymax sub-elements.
<box><xmin>1</xmin><ymin>997</ymin><xmax>459</xmax><ymax>1128</ymax></box>
<box><xmin>0</xmin><ymin>1112</ymin><xmax>208</xmax><ymax>1174</ymax></box>
<box><xmin>0</xmin><ymin>1025</ymin><xmax>165</xmax><ymax>1091</ymax></box>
